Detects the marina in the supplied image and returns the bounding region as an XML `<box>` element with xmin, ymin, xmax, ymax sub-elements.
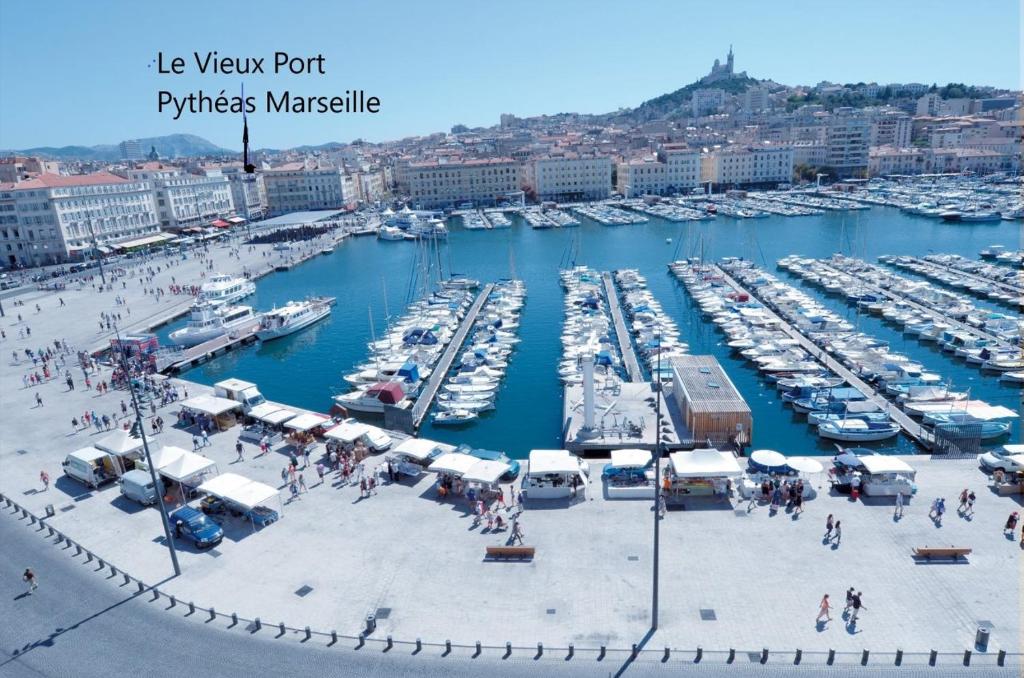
<box><xmin>885</xmin><ymin>253</ymin><xmax>1024</xmax><ymax>307</ymax></box>
<box><xmin>601</xmin><ymin>271</ymin><xmax>644</xmax><ymax>382</ymax></box>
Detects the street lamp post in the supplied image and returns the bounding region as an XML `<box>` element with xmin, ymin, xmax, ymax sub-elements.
<box><xmin>87</xmin><ymin>218</ymin><xmax>107</xmax><ymax>285</ymax></box>
<box><xmin>113</xmin><ymin>325</ymin><xmax>180</xmax><ymax>576</ymax></box>
<box><xmin>651</xmin><ymin>334</ymin><xmax>663</xmax><ymax>630</ymax></box>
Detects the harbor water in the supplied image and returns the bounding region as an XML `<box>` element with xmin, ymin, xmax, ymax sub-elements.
<box><xmin>157</xmin><ymin>208</ymin><xmax>1021</xmax><ymax>458</ymax></box>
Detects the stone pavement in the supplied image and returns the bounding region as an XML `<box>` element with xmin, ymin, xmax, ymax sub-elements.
<box><xmin>0</xmin><ymin>236</ymin><xmax>1020</xmax><ymax>659</ymax></box>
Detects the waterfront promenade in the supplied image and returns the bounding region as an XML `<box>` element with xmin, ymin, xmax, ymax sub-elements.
<box><xmin>0</xmin><ymin>241</ymin><xmax>1020</xmax><ymax>663</ymax></box>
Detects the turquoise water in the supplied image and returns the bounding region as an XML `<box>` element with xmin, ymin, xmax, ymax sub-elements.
<box><xmin>157</xmin><ymin>208</ymin><xmax>1021</xmax><ymax>458</ymax></box>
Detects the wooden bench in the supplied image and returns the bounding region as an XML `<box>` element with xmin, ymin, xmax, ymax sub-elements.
<box><xmin>485</xmin><ymin>546</ymin><xmax>535</xmax><ymax>561</ymax></box>
<box><xmin>913</xmin><ymin>546</ymin><xmax>972</xmax><ymax>561</ymax></box>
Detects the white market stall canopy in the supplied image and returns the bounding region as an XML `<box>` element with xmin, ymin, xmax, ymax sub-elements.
<box><xmin>149</xmin><ymin>445</ymin><xmax>190</xmax><ymax>470</ymax></box>
<box><xmin>70</xmin><ymin>446</ymin><xmax>108</xmax><ymax>463</ymax></box>
<box><xmin>284</xmin><ymin>412</ymin><xmax>331</xmax><ymax>432</ymax></box>
<box><xmin>858</xmin><ymin>454</ymin><xmax>915</xmax><ymax>475</ymax></box>
<box><xmin>462</xmin><ymin>459</ymin><xmax>511</xmax><ymax>485</ymax></box>
<box><xmin>324</xmin><ymin>420</ymin><xmax>370</xmax><ymax>443</ymax></box>
<box><xmin>393</xmin><ymin>438</ymin><xmax>443</xmax><ymax>463</ymax></box>
<box><xmin>198</xmin><ymin>472</ymin><xmax>280</xmax><ymax>511</ymax></box>
<box><xmin>429</xmin><ymin>452</ymin><xmax>479</xmax><ymax>476</ymax></box>
<box><xmin>95</xmin><ymin>429</ymin><xmax>144</xmax><ymax>456</ymax></box>
<box><xmin>785</xmin><ymin>457</ymin><xmax>825</xmax><ymax>474</ymax></box>
<box><xmin>750</xmin><ymin>449</ymin><xmax>787</xmax><ymax>469</ymax></box>
<box><xmin>182</xmin><ymin>395</ymin><xmax>242</xmax><ymax>416</ymax></box>
<box><xmin>159</xmin><ymin>450</ymin><xmax>217</xmax><ymax>483</ymax></box>
<box><xmin>528</xmin><ymin>449</ymin><xmax>582</xmax><ymax>476</ymax></box>
<box><xmin>247</xmin><ymin>402</ymin><xmax>293</xmax><ymax>423</ymax></box>
<box><xmin>669</xmin><ymin>449</ymin><xmax>743</xmax><ymax>478</ymax></box>
<box><xmin>609</xmin><ymin>448</ymin><xmax>652</xmax><ymax>469</ymax></box>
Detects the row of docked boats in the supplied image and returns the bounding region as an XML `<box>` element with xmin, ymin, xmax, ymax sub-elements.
<box><xmin>882</xmin><ymin>254</ymin><xmax>1022</xmax><ymax>308</ymax></box>
<box><xmin>612</xmin><ymin>269</ymin><xmax>688</xmax><ymax>381</ymax></box>
<box><xmin>168</xmin><ymin>274</ymin><xmax>332</xmax><ymax>347</ymax></box>
<box><xmin>620</xmin><ymin>199</ymin><xmax>710</xmax><ymax>222</ymax></box>
<box><xmin>431</xmin><ymin>279</ymin><xmax>526</xmax><ymax>425</ymax></box>
<box><xmin>836</xmin><ymin>175</ymin><xmax>1023</xmax><ymax>222</ymax></box>
<box><xmin>522</xmin><ymin>208</ymin><xmax>555</xmax><ymax>229</ymax></box>
<box><xmin>979</xmin><ymin>245</ymin><xmax>1024</xmax><ymax>267</ymax></box>
<box><xmin>782</xmin><ymin>255</ymin><xmax>1023</xmax><ymax>373</ymax></box>
<box><xmin>378</xmin><ymin>206</ymin><xmax>448</xmax><ymax>241</ymax></box>
<box><xmin>571</xmin><ymin>204</ymin><xmax>647</xmax><ymax>225</ymax></box>
<box><xmin>721</xmin><ymin>260</ymin><xmax>1017</xmax><ymax>443</ymax></box>
<box><xmin>335</xmin><ymin>281</ymin><xmax>478</xmax><ymax>414</ymax></box>
<box><xmin>670</xmin><ymin>259</ymin><xmax>901</xmax><ymax>443</ymax></box>
<box><xmin>483</xmin><ymin>211</ymin><xmax>512</xmax><ymax>228</ymax></box>
<box><xmin>765</xmin><ymin>193</ymin><xmax>869</xmax><ymax>212</ymax></box>
<box><xmin>559</xmin><ymin>266</ymin><xmax>624</xmax><ymax>387</ymax></box>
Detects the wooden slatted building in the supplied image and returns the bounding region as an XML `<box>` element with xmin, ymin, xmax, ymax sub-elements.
<box><xmin>670</xmin><ymin>355</ymin><xmax>752</xmax><ymax>448</ymax></box>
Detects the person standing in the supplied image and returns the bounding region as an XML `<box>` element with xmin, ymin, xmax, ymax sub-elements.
<box><xmin>23</xmin><ymin>568</ymin><xmax>38</xmax><ymax>593</ymax></box>
<box><xmin>824</xmin><ymin>514</ymin><xmax>834</xmax><ymax>540</ymax></box>
<box><xmin>894</xmin><ymin>491</ymin><xmax>904</xmax><ymax>519</ymax></box>
<box><xmin>316</xmin><ymin>463</ymin><xmax>326</xmax><ymax>486</ymax></box>
<box><xmin>843</xmin><ymin>587</ymin><xmax>855</xmax><ymax>616</ymax></box>
<box><xmin>816</xmin><ymin>594</ymin><xmax>832</xmax><ymax>623</ymax></box>
<box><xmin>833</xmin><ymin>520</ymin><xmax>842</xmax><ymax>545</ymax></box>
<box><xmin>235</xmin><ymin>440</ymin><xmax>244</xmax><ymax>462</ymax></box>
<box><xmin>201</xmin><ymin>429</ymin><xmax>209</xmax><ymax>448</ymax></box>
<box><xmin>39</xmin><ymin>470</ymin><xmax>49</xmax><ymax>491</ymax></box>
<box><xmin>298</xmin><ymin>474</ymin><xmax>307</xmax><ymax>493</ymax></box>
<box><xmin>35</xmin><ymin>393</ymin><xmax>43</xmax><ymax>408</ymax></box>
<box><xmin>850</xmin><ymin>592</ymin><xmax>865</xmax><ymax>624</ymax></box>
<box><xmin>511</xmin><ymin>519</ymin><xmax>524</xmax><ymax>545</ymax></box>
<box><xmin>966</xmin><ymin>491</ymin><xmax>976</xmax><ymax>517</ymax></box>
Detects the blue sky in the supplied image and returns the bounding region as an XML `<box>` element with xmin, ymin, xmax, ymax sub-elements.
<box><xmin>0</xmin><ymin>0</ymin><xmax>1018</xmax><ymax>150</ymax></box>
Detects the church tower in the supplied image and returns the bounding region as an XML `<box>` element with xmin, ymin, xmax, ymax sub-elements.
<box><xmin>727</xmin><ymin>45</ymin><xmax>734</xmax><ymax>74</ymax></box>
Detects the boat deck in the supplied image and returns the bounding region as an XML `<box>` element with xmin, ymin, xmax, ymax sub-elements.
<box><xmin>410</xmin><ymin>283</ymin><xmax>495</xmax><ymax>428</ymax></box>
<box><xmin>602</xmin><ymin>272</ymin><xmax>643</xmax><ymax>383</ymax></box>
<box><xmin>716</xmin><ymin>266</ymin><xmax>935</xmax><ymax>449</ymax></box>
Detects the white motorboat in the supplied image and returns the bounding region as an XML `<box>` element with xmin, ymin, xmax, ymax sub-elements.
<box><xmin>378</xmin><ymin>226</ymin><xmax>408</xmax><ymax>241</ymax></box>
<box><xmin>256</xmin><ymin>298</ymin><xmax>332</xmax><ymax>341</ymax></box>
<box><xmin>818</xmin><ymin>419</ymin><xmax>899</xmax><ymax>442</ymax></box>
<box><xmin>999</xmin><ymin>371</ymin><xmax>1024</xmax><ymax>384</ymax></box>
<box><xmin>334</xmin><ymin>382</ymin><xmax>411</xmax><ymax>414</ymax></box>
<box><xmin>169</xmin><ymin>303</ymin><xmax>260</xmax><ymax>347</ymax></box>
<box><xmin>432</xmin><ymin>409</ymin><xmax>478</xmax><ymax>425</ymax></box>
<box><xmin>199</xmin><ymin>274</ymin><xmax>256</xmax><ymax>306</ymax></box>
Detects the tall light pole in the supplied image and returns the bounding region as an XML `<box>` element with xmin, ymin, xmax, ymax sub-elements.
<box><xmin>651</xmin><ymin>333</ymin><xmax>663</xmax><ymax>630</ymax></box>
<box><xmin>113</xmin><ymin>324</ymin><xmax>180</xmax><ymax>576</ymax></box>
<box><xmin>87</xmin><ymin>217</ymin><xmax>107</xmax><ymax>285</ymax></box>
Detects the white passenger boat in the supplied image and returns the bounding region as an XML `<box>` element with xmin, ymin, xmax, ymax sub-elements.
<box><xmin>199</xmin><ymin>274</ymin><xmax>256</xmax><ymax>306</ymax></box>
<box><xmin>378</xmin><ymin>226</ymin><xmax>409</xmax><ymax>241</ymax></box>
<box><xmin>256</xmin><ymin>298</ymin><xmax>332</xmax><ymax>341</ymax></box>
<box><xmin>169</xmin><ymin>303</ymin><xmax>260</xmax><ymax>347</ymax></box>
<box><xmin>818</xmin><ymin>419</ymin><xmax>899</xmax><ymax>442</ymax></box>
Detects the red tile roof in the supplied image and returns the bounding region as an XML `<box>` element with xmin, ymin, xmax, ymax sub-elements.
<box><xmin>12</xmin><ymin>172</ymin><xmax>130</xmax><ymax>190</ymax></box>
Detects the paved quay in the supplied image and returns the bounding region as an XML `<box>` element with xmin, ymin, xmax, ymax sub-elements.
<box><xmin>0</xmin><ymin>242</ymin><xmax>1020</xmax><ymax>664</ymax></box>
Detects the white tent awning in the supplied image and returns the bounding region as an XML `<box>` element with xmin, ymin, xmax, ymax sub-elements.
<box><xmin>669</xmin><ymin>449</ymin><xmax>743</xmax><ymax>478</ymax></box>
<box><xmin>247</xmin><ymin>402</ymin><xmax>282</xmax><ymax>420</ymax></box>
<box><xmin>284</xmin><ymin>412</ymin><xmax>331</xmax><ymax>432</ymax></box>
<box><xmin>528</xmin><ymin>449</ymin><xmax>582</xmax><ymax>476</ymax></box>
<box><xmin>198</xmin><ymin>472</ymin><xmax>279</xmax><ymax>511</ymax></box>
<box><xmin>95</xmin><ymin>429</ymin><xmax>144</xmax><ymax>456</ymax></box>
<box><xmin>429</xmin><ymin>452</ymin><xmax>479</xmax><ymax>476</ymax></box>
<box><xmin>462</xmin><ymin>459</ymin><xmax>511</xmax><ymax>485</ymax></box>
<box><xmin>182</xmin><ymin>395</ymin><xmax>241</xmax><ymax>417</ymax></box>
<box><xmin>858</xmin><ymin>454</ymin><xmax>914</xmax><ymax>475</ymax></box>
<box><xmin>609</xmin><ymin>448</ymin><xmax>652</xmax><ymax>469</ymax></box>
<box><xmin>393</xmin><ymin>438</ymin><xmax>443</xmax><ymax>463</ymax></box>
<box><xmin>159</xmin><ymin>450</ymin><xmax>216</xmax><ymax>482</ymax></box>
<box><xmin>785</xmin><ymin>457</ymin><xmax>825</xmax><ymax>474</ymax></box>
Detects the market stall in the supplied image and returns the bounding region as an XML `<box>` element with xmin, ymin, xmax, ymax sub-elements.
<box><xmin>283</xmin><ymin>412</ymin><xmax>331</xmax><ymax>451</ymax></box>
<box><xmin>240</xmin><ymin>403</ymin><xmax>296</xmax><ymax>443</ymax></box>
<box><xmin>666</xmin><ymin>448</ymin><xmax>742</xmax><ymax>500</ymax></box>
<box><xmin>602</xmin><ymin>448</ymin><xmax>655</xmax><ymax>499</ymax></box>
<box><xmin>94</xmin><ymin>428</ymin><xmax>145</xmax><ymax>475</ymax></box>
<box><xmin>146</xmin><ymin>445</ymin><xmax>218</xmax><ymax>504</ymax></box>
<box><xmin>856</xmin><ymin>454</ymin><xmax>916</xmax><ymax>497</ymax></box>
<box><xmin>389</xmin><ymin>438</ymin><xmax>445</xmax><ymax>477</ymax></box>
<box><xmin>461</xmin><ymin>459</ymin><xmax>512</xmax><ymax>496</ymax></box>
<box><xmin>197</xmin><ymin>472</ymin><xmax>283</xmax><ymax>530</ymax></box>
<box><xmin>522</xmin><ymin>449</ymin><xmax>589</xmax><ymax>499</ymax></box>
<box><xmin>180</xmin><ymin>395</ymin><xmax>242</xmax><ymax>432</ymax></box>
<box><xmin>429</xmin><ymin>451</ymin><xmax>480</xmax><ymax>498</ymax></box>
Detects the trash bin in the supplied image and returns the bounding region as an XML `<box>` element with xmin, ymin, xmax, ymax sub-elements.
<box><xmin>45</xmin><ymin>504</ymin><xmax>55</xmax><ymax>518</ymax></box>
<box><xmin>364</xmin><ymin>614</ymin><xmax>376</xmax><ymax>635</ymax></box>
<box><xmin>975</xmin><ymin>627</ymin><xmax>989</xmax><ymax>651</ymax></box>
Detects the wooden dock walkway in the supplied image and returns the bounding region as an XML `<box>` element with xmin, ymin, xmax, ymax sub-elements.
<box><xmin>816</xmin><ymin>260</ymin><xmax>1013</xmax><ymax>350</ymax></box>
<box><xmin>410</xmin><ymin>283</ymin><xmax>495</xmax><ymax>428</ymax></box>
<box><xmin>602</xmin><ymin>272</ymin><xmax>643</xmax><ymax>383</ymax></box>
<box><xmin>160</xmin><ymin>320</ymin><xmax>263</xmax><ymax>374</ymax></box>
<box><xmin>716</xmin><ymin>266</ymin><xmax>934</xmax><ymax>449</ymax></box>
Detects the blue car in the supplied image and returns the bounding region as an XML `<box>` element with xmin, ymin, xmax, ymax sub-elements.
<box><xmin>170</xmin><ymin>506</ymin><xmax>224</xmax><ymax>549</ymax></box>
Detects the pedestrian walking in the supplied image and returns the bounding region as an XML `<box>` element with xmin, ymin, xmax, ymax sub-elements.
<box><xmin>1004</xmin><ymin>512</ymin><xmax>1019</xmax><ymax>536</ymax></box>
<box><xmin>235</xmin><ymin>440</ymin><xmax>244</xmax><ymax>462</ymax></box>
<box><xmin>289</xmin><ymin>482</ymin><xmax>300</xmax><ymax>501</ymax></box>
<box><xmin>935</xmin><ymin>498</ymin><xmax>945</xmax><ymax>525</ymax></box>
<box><xmin>958</xmin><ymin>489</ymin><xmax>969</xmax><ymax>513</ymax></box>
<box><xmin>359</xmin><ymin>477</ymin><xmax>367</xmax><ymax>498</ymax></box>
<box><xmin>192</xmin><ymin>436</ymin><xmax>200</xmax><ymax>451</ymax></box>
<box><xmin>39</xmin><ymin>470</ymin><xmax>49</xmax><ymax>491</ymax></box>
<box><xmin>71</xmin><ymin>417</ymin><xmax>78</xmax><ymax>431</ymax></box>
<box><xmin>35</xmin><ymin>393</ymin><xmax>43</xmax><ymax>407</ymax></box>
<box><xmin>302</xmin><ymin>447</ymin><xmax>311</xmax><ymax>469</ymax></box>
<box><xmin>895</xmin><ymin>491</ymin><xmax>904</xmax><ymax>518</ymax></box>
<box><xmin>850</xmin><ymin>592</ymin><xmax>865</xmax><ymax>624</ymax></box>
<box><xmin>833</xmin><ymin>520</ymin><xmax>842</xmax><ymax>544</ymax></box>
<box><xmin>316</xmin><ymin>463</ymin><xmax>326</xmax><ymax>485</ymax></box>
<box><xmin>298</xmin><ymin>474</ymin><xmax>307</xmax><ymax>493</ymax></box>
<box><xmin>511</xmin><ymin>519</ymin><xmax>524</xmax><ymax>545</ymax></box>
<box><xmin>816</xmin><ymin>594</ymin><xmax>832</xmax><ymax>623</ymax></box>
<box><xmin>793</xmin><ymin>492</ymin><xmax>803</xmax><ymax>514</ymax></box>
<box><xmin>23</xmin><ymin>568</ymin><xmax>38</xmax><ymax>593</ymax></box>
<box><xmin>966</xmin><ymin>491</ymin><xmax>975</xmax><ymax>516</ymax></box>
<box><xmin>201</xmin><ymin>429</ymin><xmax>209</xmax><ymax>447</ymax></box>
<box><xmin>843</xmin><ymin>587</ymin><xmax>855</xmax><ymax>616</ymax></box>
<box><xmin>824</xmin><ymin>514</ymin><xmax>834</xmax><ymax>540</ymax></box>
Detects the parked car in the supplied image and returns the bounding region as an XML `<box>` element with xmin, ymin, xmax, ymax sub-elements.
<box><xmin>170</xmin><ymin>506</ymin><xmax>224</xmax><ymax>548</ymax></box>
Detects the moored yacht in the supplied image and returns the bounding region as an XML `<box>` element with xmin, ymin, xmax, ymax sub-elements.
<box><xmin>200</xmin><ymin>274</ymin><xmax>256</xmax><ymax>306</ymax></box>
<box><xmin>256</xmin><ymin>298</ymin><xmax>332</xmax><ymax>341</ymax></box>
<box><xmin>169</xmin><ymin>303</ymin><xmax>260</xmax><ymax>347</ymax></box>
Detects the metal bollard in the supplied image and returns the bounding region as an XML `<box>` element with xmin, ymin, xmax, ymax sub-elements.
<box><xmin>231</xmin><ymin>612</ymin><xmax>238</xmax><ymax>626</ymax></box>
<box><xmin>279</xmin><ymin>622</ymin><xmax>286</xmax><ymax>635</ymax></box>
<box><xmin>861</xmin><ymin>649</ymin><xmax>869</xmax><ymax>665</ymax></box>
<box><xmin>599</xmin><ymin>644</ymin><xmax>606</xmax><ymax>660</ymax></box>
<box><xmin>151</xmin><ymin>588</ymin><xmax>159</xmax><ymax>601</ymax></box>
<box><xmin>123</xmin><ymin>573</ymin><xmax>131</xmax><ymax>585</ymax></box>
<box><xmin>189</xmin><ymin>601</ymin><xmax>195</xmax><ymax>614</ymax></box>
<box><xmin>929</xmin><ymin>650</ymin><xmax>937</xmax><ymax>666</ymax></box>
<box><xmin>137</xmin><ymin>581</ymin><xmax>145</xmax><ymax>593</ymax></box>
<box><xmin>695</xmin><ymin>647</ymin><xmax>702</xmax><ymax>663</ymax></box>
<box><xmin>761</xmin><ymin>648</ymin><xmax>768</xmax><ymax>664</ymax></box>
<box><xmin>169</xmin><ymin>596</ymin><xmax>176</xmax><ymax>608</ymax></box>
<box><xmin>538</xmin><ymin>642</ymin><xmax>544</xmax><ymax>657</ymax></box>
<box><xmin>209</xmin><ymin>607</ymin><xmax>217</xmax><ymax>621</ymax></box>
<box><xmin>109</xmin><ymin>564</ymin><xmax>117</xmax><ymax>576</ymax></box>
<box><xmin>330</xmin><ymin>630</ymin><xmax>336</xmax><ymax>645</ymax></box>
<box><xmin>385</xmin><ymin>634</ymin><xmax>392</xmax><ymax>650</ymax></box>
<box><xmin>414</xmin><ymin>637</ymin><xmax>421</xmax><ymax>652</ymax></box>
<box><xmin>727</xmin><ymin>648</ymin><xmax>735</xmax><ymax>663</ymax></box>
<box><xmin>895</xmin><ymin>649</ymin><xmax>903</xmax><ymax>666</ymax></box>
<box><xmin>567</xmin><ymin>643</ymin><xmax>574</xmax><ymax>659</ymax></box>
<box><xmin>76</xmin><ymin>545</ymin><xmax>83</xmax><ymax>556</ymax></box>
<box><xmin>827</xmin><ymin>649</ymin><xmax>835</xmax><ymax>665</ymax></box>
<box><xmin>963</xmin><ymin>650</ymin><xmax>971</xmax><ymax>666</ymax></box>
<box><xmin>794</xmin><ymin>649</ymin><xmax>801</xmax><ymax>664</ymax></box>
<box><xmin>474</xmin><ymin>640</ymin><xmax>480</xmax><ymax>655</ymax></box>
<box><xmin>48</xmin><ymin>526</ymin><xmax>55</xmax><ymax>537</ymax></box>
<box><xmin>85</xmin><ymin>551</ymin><xmax>93</xmax><ymax>563</ymax></box>
<box><xmin>445</xmin><ymin>639</ymin><xmax>452</xmax><ymax>654</ymax></box>
<box><xmin>506</xmin><ymin>641</ymin><xmax>512</xmax><ymax>656</ymax></box>
<box><xmin>631</xmin><ymin>643</ymin><xmax>637</xmax><ymax>659</ymax></box>
<box><xmin>97</xmin><ymin>559</ymin><xmax>104</xmax><ymax>569</ymax></box>
<box><xmin>253</xmin><ymin>617</ymin><xmax>261</xmax><ymax>630</ymax></box>
<box><xmin>306</xmin><ymin>627</ymin><xmax>312</xmax><ymax>641</ymax></box>
<box><xmin>662</xmin><ymin>647</ymin><xmax>669</xmax><ymax>661</ymax></box>
<box><xmin>998</xmin><ymin>650</ymin><xmax>1006</xmax><ymax>666</ymax></box>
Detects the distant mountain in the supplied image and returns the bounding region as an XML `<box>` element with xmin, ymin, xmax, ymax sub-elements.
<box><xmin>2</xmin><ymin>134</ymin><xmax>235</xmax><ymax>161</ymax></box>
<box><xmin>253</xmin><ymin>141</ymin><xmax>347</xmax><ymax>155</ymax></box>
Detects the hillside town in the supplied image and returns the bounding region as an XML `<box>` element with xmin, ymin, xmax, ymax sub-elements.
<box><xmin>1</xmin><ymin>47</ymin><xmax>1020</xmax><ymax>268</ymax></box>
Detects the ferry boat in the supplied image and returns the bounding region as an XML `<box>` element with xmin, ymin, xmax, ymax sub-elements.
<box><xmin>169</xmin><ymin>303</ymin><xmax>260</xmax><ymax>347</ymax></box>
<box><xmin>200</xmin><ymin>274</ymin><xmax>256</xmax><ymax>306</ymax></box>
<box><xmin>256</xmin><ymin>298</ymin><xmax>332</xmax><ymax>341</ymax></box>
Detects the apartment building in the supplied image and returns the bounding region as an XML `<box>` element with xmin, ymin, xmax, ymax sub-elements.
<box><xmin>405</xmin><ymin>158</ymin><xmax>520</xmax><ymax>209</ymax></box>
<box><xmin>525</xmin><ymin>154</ymin><xmax>611</xmax><ymax>202</ymax></box>
<box><xmin>742</xmin><ymin>85</ymin><xmax>771</xmax><ymax>112</ymax></box>
<box><xmin>0</xmin><ymin>172</ymin><xmax>159</xmax><ymax>267</ymax></box>
<box><xmin>825</xmin><ymin>110</ymin><xmax>871</xmax><ymax>178</ymax></box>
<box><xmin>692</xmin><ymin>88</ymin><xmax>726</xmax><ymax>117</ymax></box>
<box><xmin>126</xmin><ymin>165</ymin><xmax>234</xmax><ymax>231</ymax></box>
<box><xmin>262</xmin><ymin>163</ymin><xmax>351</xmax><ymax>216</ymax></box>
<box><xmin>615</xmin><ymin>145</ymin><xmax>699</xmax><ymax>197</ymax></box>
<box><xmin>869</xmin><ymin>146</ymin><xmax>1018</xmax><ymax>176</ymax></box>
<box><xmin>219</xmin><ymin>167</ymin><xmax>265</xmax><ymax>221</ymax></box>
<box><xmin>700</xmin><ymin>145</ymin><xmax>794</xmax><ymax>188</ymax></box>
<box><xmin>870</xmin><ymin>112</ymin><xmax>912</xmax><ymax>148</ymax></box>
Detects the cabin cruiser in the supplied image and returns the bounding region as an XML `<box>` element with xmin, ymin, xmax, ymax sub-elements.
<box><xmin>256</xmin><ymin>298</ymin><xmax>332</xmax><ymax>341</ymax></box>
<box><xmin>200</xmin><ymin>274</ymin><xmax>256</xmax><ymax>306</ymax></box>
<box><xmin>169</xmin><ymin>303</ymin><xmax>260</xmax><ymax>347</ymax></box>
<box><xmin>334</xmin><ymin>381</ymin><xmax>412</xmax><ymax>414</ymax></box>
<box><xmin>378</xmin><ymin>226</ymin><xmax>409</xmax><ymax>241</ymax></box>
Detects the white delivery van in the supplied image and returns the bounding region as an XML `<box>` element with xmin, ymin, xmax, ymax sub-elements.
<box><xmin>214</xmin><ymin>378</ymin><xmax>266</xmax><ymax>412</ymax></box>
<box><xmin>62</xmin><ymin>447</ymin><xmax>117</xmax><ymax>489</ymax></box>
<box><xmin>119</xmin><ymin>469</ymin><xmax>163</xmax><ymax>505</ymax></box>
